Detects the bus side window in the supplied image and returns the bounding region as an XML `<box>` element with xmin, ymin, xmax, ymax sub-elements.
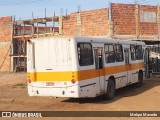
<box><xmin>77</xmin><ymin>43</ymin><xmax>94</xmax><ymax>66</ymax></box>
<box><xmin>98</xmin><ymin>48</ymin><xmax>103</xmax><ymax>69</ymax></box>
<box><xmin>130</xmin><ymin>45</ymin><xmax>136</xmax><ymax>60</ymax></box>
<box><xmin>105</xmin><ymin>44</ymin><xmax>115</xmax><ymax>63</ymax></box>
<box><xmin>136</xmin><ymin>45</ymin><xmax>143</xmax><ymax>60</ymax></box>
<box><xmin>114</xmin><ymin>44</ymin><xmax>124</xmax><ymax>62</ymax></box>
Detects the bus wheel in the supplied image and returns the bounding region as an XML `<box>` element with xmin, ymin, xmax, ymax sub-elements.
<box><xmin>104</xmin><ymin>79</ymin><xmax>115</xmax><ymax>100</ymax></box>
<box><xmin>136</xmin><ymin>72</ymin><xmax>143</xmax><ymax>87</ymax></box>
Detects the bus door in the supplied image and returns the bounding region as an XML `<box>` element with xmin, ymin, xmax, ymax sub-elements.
<box><xmin>124</xmin><ymin>48</ymin><xmax>131</xmax><ymax>84</ymax></box>
<box><xmin>94</xmin><ymin>48</ymin><xmax>105</xmax><ymax>93</ymax></box>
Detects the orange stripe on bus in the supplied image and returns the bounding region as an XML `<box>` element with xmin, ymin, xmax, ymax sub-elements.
<box><xmin>27</xmin><ymin>62</ymin><xmax>144</xmax><ymax>82</ymax></box>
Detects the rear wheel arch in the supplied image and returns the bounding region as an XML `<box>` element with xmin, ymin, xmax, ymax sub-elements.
<box><xmin>104</xmin><ymin>76</ymin><xmax>116</xmax><ymax>100</ymax></box>
<box><xmin>139</xmin><ymin>70</ymin><xmax>143</xmax><ymax>74</ymax></box>
<box><xmin>108</xmin><ymin>76</ymin><xmax>116</xmax><ymax>86</ymax></box>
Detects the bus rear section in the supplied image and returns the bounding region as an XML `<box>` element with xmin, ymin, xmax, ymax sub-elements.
<box><xmin>27</xmin><ymin>37</ymin><xmax>80</xmax><ymax>98</ymax></box>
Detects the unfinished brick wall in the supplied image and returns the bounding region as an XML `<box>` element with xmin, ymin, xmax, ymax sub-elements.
<box><xmin>0</xmin><ymin>16</ymin><xmax>12</xmax><ymax>41</ymax></box>
<box><xmin>0</xmin><ymin>16</ymin><xmax>12</xmax><ymax>72</ymax></box>
<box><xmin>0</xmin><ymin>43</ymin><xmax>11</xmax><ymax>72</ymax></box>
<box><xmin>62</xmin><ymin>8</ymin><xmax>109</xmax><ymax>36</ymax></box>
<box><xmin>111</xmin><ymin>3</ymin><xmax>158</xmax><ymax>35</ymax></box>
<box><xmin>111</xmin><ymin>3</ymin><xmax>136</xmax><ymax>35</ymax></box>
<box><xmin>16</xmin><ymin>26</ymin><xmax>59</xmax><ymax>35</ymax></box>
<box><xmin>139</xmin><ymin>5</ymin><xmax>158</xmax><ymax>35</ymax></box>
<box><xmin>140</xmin><ymin>22</ymin><xmax>158</xmax><ymax>35</ymax></box>
<box><xmin>62</xmin><ymin>13</ymin><xmax>77</xmax><ymax>36</ymax></box>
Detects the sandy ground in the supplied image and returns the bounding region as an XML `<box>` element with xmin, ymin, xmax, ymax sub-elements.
<box><xmin>0</xmin><ymin>73</ymin><xmax>160</xmax><ymax>120</ymax></box>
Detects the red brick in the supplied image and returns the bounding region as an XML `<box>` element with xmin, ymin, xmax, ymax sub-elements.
<box><xmin>0</xmin><ymin>43</ymin><xmax>11</xmax><ymax>72</ymax></box>
<box><xmin>0</xmin><ymin>16</ymin><xmax>12</xmax><ymax>42</ymax></box>
<box><xmin>111</xmin><ymin>3</ymin><xmax>158</xmax><ymax>35</ymax></box>
<box><xmin>62</xmin><ymin>8</ymin><xmax>109</xmax><ymax>36</ymax></box>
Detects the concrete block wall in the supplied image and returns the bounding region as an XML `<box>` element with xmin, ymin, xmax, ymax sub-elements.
<box><xmin>62</xmin><ymin>8</ymin><xmax>109</xmax><ymax>36</ymax></box>
<box><xmin>0</xmin><ymin>16</ymin><xmax>12</xmax><ymax>72</ymax></box>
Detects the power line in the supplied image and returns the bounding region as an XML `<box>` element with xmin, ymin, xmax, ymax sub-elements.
<box><xmin>0</xmin><ymin>0</ymin><xmax>49</xmax><ymax>6</ymax></box>
<box><xmin>131</xmin><ymin>0</ymin><xmax>157</xmax><ymax>4</ymax></box>
<box><xmin>138</xmin><ymin>0</ymin><xmax>157</xmax><ymax>4</ymax></box>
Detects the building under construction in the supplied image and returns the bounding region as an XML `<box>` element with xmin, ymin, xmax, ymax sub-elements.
<box><xmin>0</xmin><ymin>3</ymin><xmax>160</xmax><ymax>75</ymax></box>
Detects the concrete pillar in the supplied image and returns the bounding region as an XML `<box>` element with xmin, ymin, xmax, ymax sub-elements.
<box><xmin>157</xmin><ymin>5</ymin><xmax>160</xmax><ymax>40</ymax></box>
<box><xmin>59</xmin><ymin>15</ymin><xmax>63</xmax><ymax>35</ymax></box>
<box><xmin>135</xmin><ymin>4</ymin><xmax>140</xmax><ymax>39</ymax></box>
<box><xmin>108</xmin><ymin>20</ymin><xmax>113</xmax><ymax>38</ymax></box>
<box><xmin>77</xmin><ymin>12</ymin><xmax>81</xmax><ymax>36</ymax></box>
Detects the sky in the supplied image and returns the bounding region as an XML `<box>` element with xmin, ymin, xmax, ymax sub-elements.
<box><xmin>0</xmin><ymin>0</ymin><xmax>159</xmax><ymax>20</ymax></box>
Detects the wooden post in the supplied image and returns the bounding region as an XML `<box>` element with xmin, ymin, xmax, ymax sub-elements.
<box><xmin>31</xmin><ymin>24</ymin><xmax>34</xmax><ymax>38</ymax></box>
<box><xmin>37</xmin><ymin>17</ymin><xmax>39</xmax><ymax>38</ymax></box>
<box><xmin>23</xmin><ymin>24</ymin><xmax>25</xmax><ymax>35</ymax></box>
<box><xmin>52</xmin><ymin>16</ymin><xmax>55</xmax><ymax>35</ymax></box>
<box><xmin>59</xmin><ymin>15</ymin><xmax>62</xmax><ymax>35</ymax></box>
<box><xmin>58</xmin><ymin>9</ymin><xmax>63</xmax><ymax>35</ymax></box>
<box><xmin>10</xmin><ymin>16</ymin><xmax>15</xmax><ymax>72</ymax></box>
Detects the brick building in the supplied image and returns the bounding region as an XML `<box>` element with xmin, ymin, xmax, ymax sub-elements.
<box><xmin>0</xmin><ymin>3</ymin><xmax>160</xmax><ymax>72</ymax></box>
<box><xmin>111</xmin><ymin>3</ymin><xmax>160</xmax><ymax>40</ymax></box>
<box><xmin>0</xmin><ymin>16</ymin><xmax>12</xmax><ymax>72</ymax></box>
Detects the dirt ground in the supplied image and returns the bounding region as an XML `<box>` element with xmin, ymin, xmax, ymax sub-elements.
<box><xmin>0</xmin><ymin>73</ymin><xmax>160</xmax><ymax>120</ymax></box>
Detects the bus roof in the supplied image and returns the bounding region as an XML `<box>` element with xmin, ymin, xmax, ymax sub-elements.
<box><xmin>30</xmin><ymin>36</ymin><xmax>146</xmax><ymax>46</ymax></box>
<box><xmin>75</xmin><ymin>36</ymin><xmax>146</xmax><ymax>46</ymax></box>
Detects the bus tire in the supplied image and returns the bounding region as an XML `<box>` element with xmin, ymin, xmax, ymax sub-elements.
<box><xmin>136</xmin><ymin>72</ymin><xmax>143</xmax><ymax>87</ymax></box>
<box><xmin>104</xmin><ymin>79</ymin><xmax>115</xmax><ymax>100</ymax></box>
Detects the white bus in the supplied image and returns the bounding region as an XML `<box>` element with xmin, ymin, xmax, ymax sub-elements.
<box><xmin>27</xmin><ymin>36</ymin><xmax>146</xmax><ymax>99</ymax></box>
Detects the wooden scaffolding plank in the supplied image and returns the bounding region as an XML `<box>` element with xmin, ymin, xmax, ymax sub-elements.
<box><xmin>16</xmin><ymin>16</ymin><xmax>59</xmax><ymax>25</ymax></box>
